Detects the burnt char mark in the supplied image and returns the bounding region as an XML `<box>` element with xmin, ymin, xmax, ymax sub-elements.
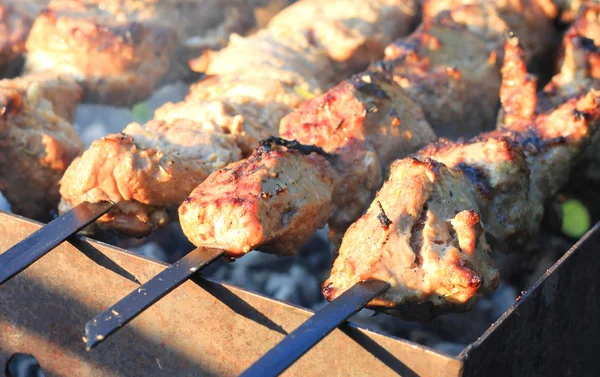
<box><xmin>376</xmin><ymin>201</ymin><xmax>392</xmax><ymax>230</ymax></box>
<box><xmin>456</xmin><ymin>259</ymin><xmax>482</xmax><ymax>289</ymax></box>
<box><xmin>409</xmin><ymin>202</ymin><xmax>428</xmax><ymax>267</ymax></box>
<box><xmin>573</xmin><ymin>109</ymin><xmax>590</xmax><ymax>121</ymax></box>
<box><xmin>456</xmin><ymin>163</ymin><xmax>492</xmax><ymax>200</ymax></box>
<box><xmin>321</xmin><ymin>282</ymin><xmax>336</xmax><ymax>301</ymax></box>
<box><xmin>350</xmin><ymin>74</ymin><xmax>390</xmax><ymax>99</ymax></box>
<box><xmin>516</xmin><ymin>131</ymin><xmax>567</xmax><ymax>155</ymax></box>
<box><xmin>372</xmin><ymin>60</ymin><xmax>395</xmax><ymax>75</ymax></box>
<box><xmin>258</xmin><ymin>136</ymin><xmax>336</xmax><ymax>162</ymax></box>
<box><xmin>579</xmin><ymin>37</ymin><xmax>598</xmax><ymax>52</ymax></box>
<box><xmin>0</xmin><ymin>93</ymin><xmax>22</xmax><ymax>118</ymax></box>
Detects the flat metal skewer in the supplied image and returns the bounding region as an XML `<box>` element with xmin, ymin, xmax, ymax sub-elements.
<box><xmin>239</xmin><ymin>279</ymin><xmax>390</xmax><ymax>377</ymax></box>
<box><xmin>0</xmin><ymin>201</ymin><xmax>114</xmax><ymax>285</ymax></box>
<box><xmin>84</xmin><ymin>246</ymin><xmax>225</xmax><ymax>350</ymax></box>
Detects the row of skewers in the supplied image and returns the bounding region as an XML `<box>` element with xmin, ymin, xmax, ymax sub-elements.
<box><xmin>1</xmin><ymin>0</ymin><xmax>599</xmax><ymax>375</ymax></box>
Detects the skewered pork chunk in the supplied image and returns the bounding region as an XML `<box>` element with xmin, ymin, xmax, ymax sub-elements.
<box><xmin>59</xmin><ymin>119</ymin><xmax>241</xmax><ymax>236</ymax></box>
<box><xmin>23</xmin><ymin>0</ymin><xmax>287</xmax><ymax>106</ymax></box>
<box><xmin>0</xmin><ymin>86</ymin><xmax>83</xmax><ymax>220</ymax></box>
<box><xmin>179</xmin><ymin>138</ymin><xmax>336</xmax><ymax>257</ymax></box>
<box><xmin>59</xmin><ymin>0</ymin><xmax>418</xmax><ymax>236</ymax></box>
<box><xmin>179</xmin><ymin>0</ymin><xmax>562</xmax><ymax>257</ymax></box>
<box><xmin>323</xmin><ymin>37</ymin><xmax>600</xmax><ymax>321</ymax></box>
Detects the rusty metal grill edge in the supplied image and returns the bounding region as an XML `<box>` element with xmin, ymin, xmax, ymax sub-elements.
<box><xmin>0</xmin><ymin>210</ymin><xmax>598</xmax><ymax>376</ymax></box>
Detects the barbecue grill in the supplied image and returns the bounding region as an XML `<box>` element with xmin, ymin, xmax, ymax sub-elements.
<box><xmin>1</xmin><ymin>211</ymin><xmax>599</xmax><ymax>376</ymax></box>
<box><xmin>2</xmin><ymin>0</ymin><xmax>600</xmax><ymax>375</ymax></box>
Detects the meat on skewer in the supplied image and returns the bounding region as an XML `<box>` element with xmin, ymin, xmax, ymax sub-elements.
<box><xmin>0</xmin><ymin>79</ymin><xmax>83</xmax><ymax>219</ymax></box>
<box><xmin>23</xmin><ymin>0</ymin><xmax>290</xmax><ymax>106</ymax></box>
<box><xmin>179</xmin><ymin>0</ymin><xmax>561</xmax><ymax>257</ymax></box>
<box><xmin>323</xmin><ymin>35</ymin><xmax>600</xmax><ymax>321</ymax></box>
<box><xmin>58</xmin><ymin>0</ymin><xmax>418</xmax><ymax>237</ymax></box>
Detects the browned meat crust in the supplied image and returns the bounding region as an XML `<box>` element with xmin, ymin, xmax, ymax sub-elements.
<box><xmin>0</xmin><ymin>87</ymin><xmax>82</xmax><ymax>220</ymax></box>
<box><xmin>324</xmin><ymin>37</ymin><xmax>600</xmax><ymax>321</ymax></box>
<box><xmin>280</xmin><ymin>70</ymin><xmax>434</xmax><ymax>231</ymax></box>
<box><xmin>179</xmin><ymin>138</ymin><xmax>336</xmax><ymax>256</ymax></box>
<box><xmin>323</xmin><ymin>158</ymin><xmax>499</xmax><ymax>322</ymax></box>
<box><xmin>59</xmin><ymin>119</ymin><xmax>241</xmax><ymax>236</ymax></box>
<box><xmin>60</xmin><ymin>0</ymin><xmax>419</xmax><ymax>237</ymax></box>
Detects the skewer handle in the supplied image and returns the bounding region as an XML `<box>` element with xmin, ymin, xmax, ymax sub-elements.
<box><xmin>239</xmin><ymin>279</ymin><xmax>390</xmax><ymax>377</ymax></box>
<box><xmin>84</xmin><ymin>246</ymin><xmax>224</xmax><ymax>350</ymax></box>
<box><xmin>0</xmin><ymin>201</ymin><xmax>113</xmax><ymax>285</ymax></box>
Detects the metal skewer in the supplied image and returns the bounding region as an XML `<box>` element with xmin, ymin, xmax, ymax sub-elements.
<box><xmin>239</xmin><ymin>279</ymin><xmax>390</xmax><ymax>377</ymax></box>
<box><xmin>0</xmin><ymin>201</ymin><xmax>114</xmax><ymax>285</ymax></box>
<box><xmin>84</xmin><ymin>246</ymin><xmax>225</xmax><ymax>350</ymax></box>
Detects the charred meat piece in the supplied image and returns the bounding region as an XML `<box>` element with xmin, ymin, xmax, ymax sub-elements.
<box><xmin>179</xmin><ymin>139</ymin><xmax>335</xmax><ymax>257</ymax></box>
<box><xmin>0</xmin><ymin>87</ymin><xmax>83</xmax><ymax>220</ymax></box>
<box><xmin>323</xmin><ymin>158</ymin><xmax>499</xmax><ymax>322</ymax></box>
<box><xmin>0</xmin><ymin>72</ymin><xmax>82</xmax><ymax>121</ymax></box>
<box><xmin>59</xmin><ymin>119</ymin><xmax>241</xmax><ymax>236</ymax></box>
<box><xmin>281</xmin><ymin>70</ymin><xmax>434</xmax><ymax>231</ymax></box>
<box><xmin>61</xmin><ymin>0</ymin><xmax>419</xmax><ymax>237</ymax></box>
<box><xmin>325</xmin><ymin>38</ymin><xmax>600</xmax><ymax>321</ymax></box>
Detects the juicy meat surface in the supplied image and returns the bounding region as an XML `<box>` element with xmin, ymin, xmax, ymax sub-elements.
<box><xmin>179</xmin><ymin>140</ymin><xmax>335</xmax><ymax>257</ymax></box>
<box><xmin>59</xmin><ymin>119</ymin><xmax>241</xmax><ymax>236</ymax></box>
<box><xmin>0</xmin><ymin>87</ymin><xmax>83</xmax><ymax>220</ymax></box>
<box><xmin>0</xmin><ymin>72</ymin><xmax>82</xmax><ymax>121</ymax></box>
<box><xmin>281</xmin><ymin>71</ymin><xmax>434</xmax><ymax>231</ymax></box>
<box><xmin>324</xmin><ymin>38</ymin><xmax>600</xmax><ymax>321</ymax></box>
<box><xmin>60</xmin><ymin>0</ymin><xmax>419</xmax><ymax>237</ymax></box>
<box><xmin>323</xmin><ymin>158</ymin><xmax>499</xmax><ymax>322</ymax></box>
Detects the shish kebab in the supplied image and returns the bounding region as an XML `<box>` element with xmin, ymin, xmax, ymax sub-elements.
<box><xmin>240</xmin><ymin>23</ymin><xmax>600</xmax><ymax>377</ymax></box>
<box><xmin>82</xmin><ymin>0</ymin><xmax>562</xmax><ymax>349</ymax></box>
<box><xmin>0</xmin><ymin>0</ymin><xmax>417</xmax><ymax>282</ymax></box>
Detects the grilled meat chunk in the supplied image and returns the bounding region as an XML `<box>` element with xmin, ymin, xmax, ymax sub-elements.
<box><xmin>179</xmin><ymin>139</ymin><xmax>335</xmax><ymax>257</ymax></box>
<box><xmin>60</xmin><ymin>0</ymin><xmax>419</xmax><ymax>236</ymax></box>
<box><xmin>323</xmin><ymin>158</ymin><xmax>499</xmax><ymax>322</ymax></box>
<box><xmin>0</xmin><ymin>72</ymin><xmax>82</xmax><ymax>121</ymax></box>
<box><xmin>324</xmin><ymin>38</ymin><xmax>600</xmax><ymax>321</ymax></box>
<box><xmin>0</xmin><ymin>87</ymin><xmax>82</xmax><ymax>220</ymax></box>
<box><xmin>59</xmin><ymin>119</ymin><xmax>241</xmax><ymax>236</ymax></box>
<box><xmin>281</xmin><ymin>71</ymin><xmax>434</xmax><ymax>231</ymax></box>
